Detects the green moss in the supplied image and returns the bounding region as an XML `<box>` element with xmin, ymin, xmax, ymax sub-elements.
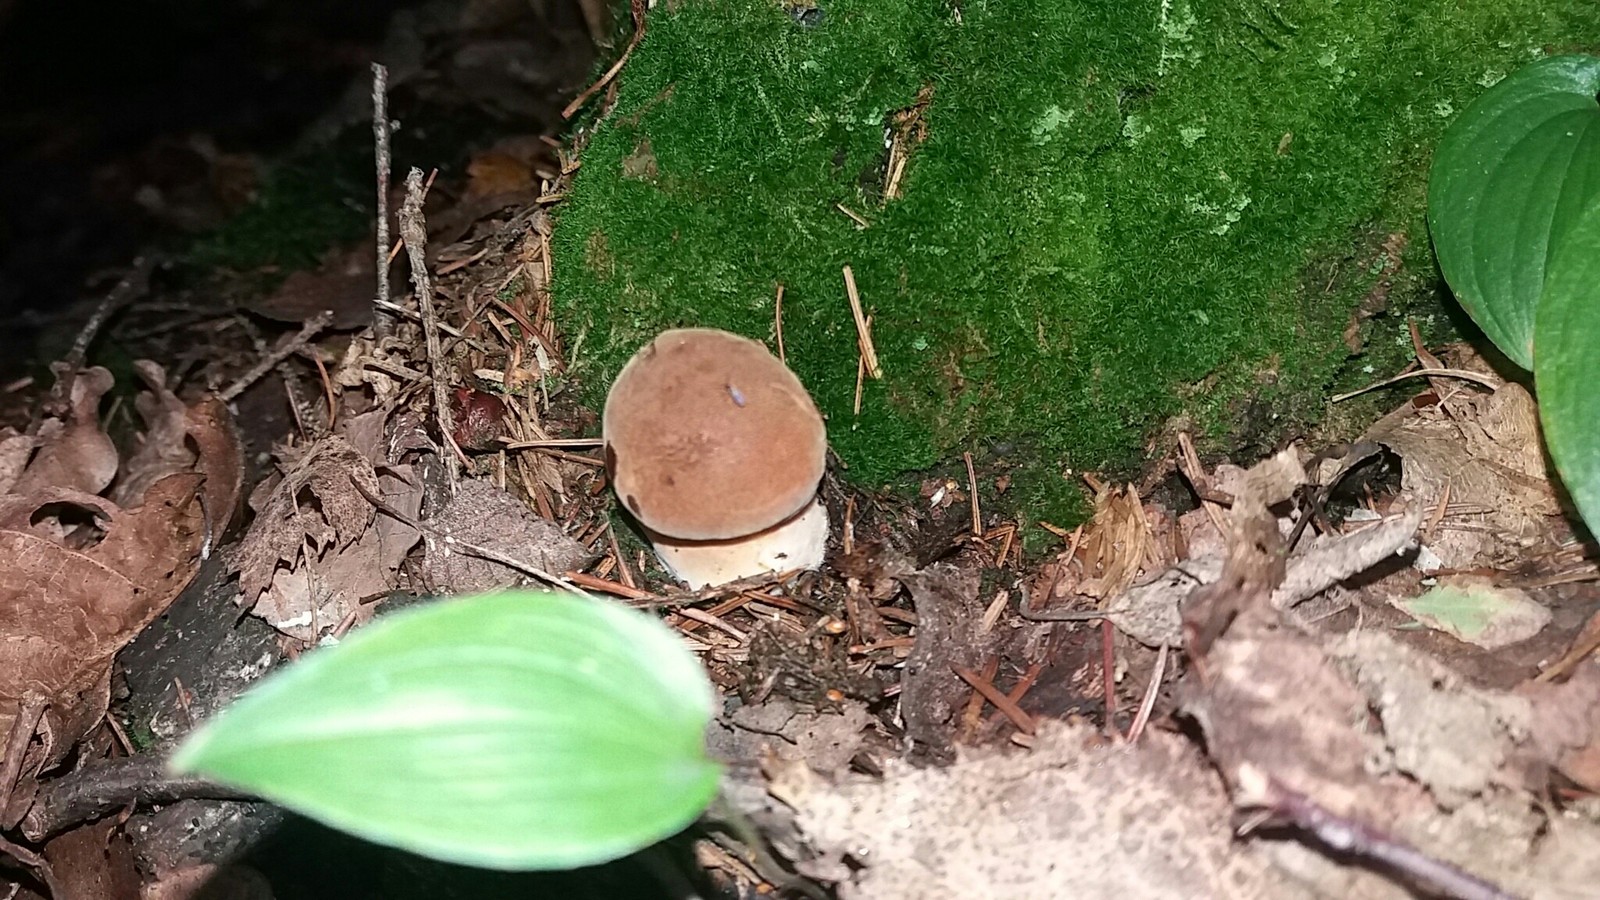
<box><xmin>552</xmin><ymin>0</ymin><xmax>1597</xmax><ymax>510</ymax></box>
<box><xmin>185</xmin><ymin>105</ymin><xmax>513</xmax><ymax>273</ymax></box>
<box><xmin>186</xmin><ymin>135</ymin><xmax>374</xmax><ymax>272</ymax></box>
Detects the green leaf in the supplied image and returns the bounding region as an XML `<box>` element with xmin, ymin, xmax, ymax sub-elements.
<box><xmin>1536</xmin><ymin>198</ymin><xmax>1600</xmax><ymax>534</ymax></box>
<box><xmin>170</xmin><ymin>591</ymin><xmax>721</xmax><ymax>871</ymax></box>
<box><xmin>1428</xmin><ymin>54</ymin><xmax>1600</xmax><ymax>370</ymax></box>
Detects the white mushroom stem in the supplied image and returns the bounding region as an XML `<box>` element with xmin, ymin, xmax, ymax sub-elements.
<box><xmin>647</xmin><ymin>500</ymin><xmax>829</xmax><ymax>590</ymax></box>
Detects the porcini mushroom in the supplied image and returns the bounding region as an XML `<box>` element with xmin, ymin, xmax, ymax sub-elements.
<box><xmin>603</xmin><ymin>328</ymin><xmax>829</xmax><ymax>588</ymax></box>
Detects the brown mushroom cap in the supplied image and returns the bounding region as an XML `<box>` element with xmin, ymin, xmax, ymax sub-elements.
<box><xmin>603</xmin><ymin>328</ymin><xmax>827</xmax><ymax>541</ymax></box>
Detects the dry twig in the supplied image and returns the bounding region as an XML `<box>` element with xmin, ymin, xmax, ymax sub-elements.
<box><xmin>562</xmin><ymin>0</ymin><xmax>648</xmax><ymax>119</ymax></box>
<box><xmin>371</xmin><ymin>63</ymin><xmax>394</xmax><ymax>341</ymax></box>
<box><xmin>842</xmin><ymin>266</ymin><xmax>882</xmax><ymax>379</ymax></box>
<box><xmin>398</xmin><ymin>168</ymin><xmax>460</xmax><ymax>488</ymax></box>
<box><xmin>963</xmin><ymin>451</ymin><xmax>981</xmax><ymax>536</ymax></box>
<box><xmin>1126</xmin><ymin>642</ymin><xmax>1169</xmax><ymax>744</ymax></box>
<box><xmin>1331</xmin><ymin>366</ymin><xmax>1501</xmax><ymax>403</ymax></box>
<box><xmin>219</xmin><ymin>311</ymin><xmax>333</xmax><ymax>402</ymax></box>
<box><xmin>952</xmin><ymin>664</ymin><xmax>1037</xmax><ymax>734</ymax></box>
<box><xmin>1235</xmin><ymin>764</ymin><xmax>1516</xmax><ymax>900</ymax></box>
<box><xmin>43</xmin><ymin>255</ymin><xmax>158</xmax><ymax>423</ymax></box>
<box><xmin>774</xmin><ymin>282</ymin><xmax>787</xmax><ymax>364</ymax></box>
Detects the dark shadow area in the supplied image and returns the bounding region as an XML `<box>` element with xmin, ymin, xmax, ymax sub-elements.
<box><xmin>0</xmin><ymin>0</ymin><xmax>409</xmax><ymax>326</ymax></box>
<box><xmin>240</xmin><ymin>815</ymin><xmax>715</xmax><ymax>900</ymax></box>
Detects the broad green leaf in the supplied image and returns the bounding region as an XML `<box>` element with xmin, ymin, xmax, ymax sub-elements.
<box><xmin>1535</xmin><ymin>199</ymin><xmax>1600</xmax><ymax>534</ymax></box>
<box><xmin>1391</xmin><ymin>579</ymin><xmax>1550</xmax><ymax>651</ymax></box>
<box><xmin>170</xmin><ymin>591</ymin><xmax>721</xmax><ymax>871</ymax></box>
<box><xmin>1428</xmin><ymin>54</ymin><xmax>1600</xmax><ymax>370</ymax></box>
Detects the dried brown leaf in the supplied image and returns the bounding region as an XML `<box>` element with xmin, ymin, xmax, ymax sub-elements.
<box><xmin>110</xmin><ymin>361</ymin><xmax>196</xmax><ymax>507</ymax></box>
<box><xmin>231</xmin><ymin>436</ymin><xmax>380</xmax><ymax>609</ymax></box>
<box><xmin>1075</xmin><ymin>482</ymin><xmax>1152</xmax><ymax>599</ymax></box>
<box><xmin>1365</xmin><ymin>382</ymin><xmax>1558</xmax><ymax>569</ymax></box>
<box><xmin>12</xmin><ymin>367</ymin><xmax>118</xmax><ymax>496</ymax></box>
<box><xmin>1525</xmin><ymin>660</ymin><xmax>1600</xmax><ymax>794</ymax></box>
<box><xmin>0</xmin><ymin>428</ymin><xmax>36</xmax><ymax>495</ymax></box>
<box><xmin>0</xmin><ymin>395</ymin><xmax>241</xmax><ymax>767</ymax></box>
<box><xmin>244</xmin><ymin>247</ymin><xmax>375</xmax><ymax>330</ymax></box>
<box><xmin>248</xmin><ymin>465</ymin><xmax>421</xmax><ymax>641</ymax></box>
<box><xmin>43</xmin><ymin>817</ymin><xmax>140</xmax><ymax>900</ymax></box>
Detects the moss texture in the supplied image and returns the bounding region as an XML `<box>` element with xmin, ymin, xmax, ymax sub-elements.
<box><xmin>552</xmin><ymin>0</ymin><xmax>1597</xmax><ymax>502</ymax></box>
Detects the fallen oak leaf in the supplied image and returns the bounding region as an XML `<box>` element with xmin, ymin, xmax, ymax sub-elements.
<box><xmin>0</xmin><ymin>429</ymin><xmax>36</xmax><ymax>495</ymax></box>
<box><xmin>247</xmin><ymin>464</ymin><xmax>422</xmax><ymax>642</ymax></box>
<box><xmin>11</xmin><ymin>367</ymin><xmax>117</xmax><ymax>497</ymax></box>
<box><xmin>1022</xmin><ymin>508</ymin><xmax>1423</xmax><ymax>649</ymax></box>
<box><xmin>230</xmin><ymin>436</ymin><xmax>379</xmax><ymax>612</ymax></box>
<box><xmin>110</xmin><ymin>361</ymin><xmax>196</xmax><ymax>508</ymax></box>
<box><xmin>0</xmin><ymin>395</ymin><xmax>241</xmax><ymax>770</ymax></box>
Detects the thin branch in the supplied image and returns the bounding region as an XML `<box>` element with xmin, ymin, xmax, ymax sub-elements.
<box><xmin>43</xmin><ymin>255</ymin><xmax>158</xmax><ymax>423</ymax></box>
<box><xmin>1331</xmin><ymin>366</ymin><xmax>1501</xmax><ymax>403</ymax></box>
<box><xmin>371</xmin><ymin>63</ymin><xmax>395</xmax><ymax>341</ymax></box>
<box><xmin>561</xmin><ymin>0</ymin><xmax>647</xmax><ymax>119</ymax></box>
<box><xmin>397</xmin><ymin>168</ymin><xmax>459</xmax><ymax>488</ymax></box>
<box><xmin>218</xmin><ymin>312</ymin><xmax>333</xmax><ymax>402</ymax></box>
<box><xmin>19</xmin><ymin>754</ymin><xmax>253</xmax><ymax>842</ymax></box>
<box><xmin>1235</xmin><ymin>764</ymin><xmax>1516</xmax><ymax>900</ymax></box>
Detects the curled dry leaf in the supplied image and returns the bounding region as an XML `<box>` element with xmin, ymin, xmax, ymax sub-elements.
<box><xmin>1364</xmin><ymin>381</ymin><xmax>1558</xmax><ymax>569</ymax></box>
<box><xmin>0</xmin><ymin>395</ymin><xmax>241</xmax><ymax>768</ymax></box>
<box><xmin>233</xmin><ymin>437</ymin><xmax>378</xmax><ymax>602</ymax></box>
<box><xmin>230</xmin><ymin>434</ymin><xmax>422</xmax><ymax>641</ymax></box>
<box><xmin>1073</xmin><ymin>482</ymin><xmax>1153</xmax><ymax>600</ymax></box>
<box><xmin>111</xmin><ymin>361</ymin><xmax>197</xmax><ymax>507</ymax></box>
<box><xmin>11</xmin><ymin>367</ymin><xmax>118</xmax><ymax>497</ymax></box>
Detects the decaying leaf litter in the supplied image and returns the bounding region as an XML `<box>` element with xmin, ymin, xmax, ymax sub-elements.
<box><xmin>1</xmin><ymin>45</ymin><xmax>1599</xmax><ymax>900</ymax></box>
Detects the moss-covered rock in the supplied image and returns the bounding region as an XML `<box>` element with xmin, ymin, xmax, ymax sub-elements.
<box><xmin>552</xmin><ymin>0</ymin><xmax>1596</xmax><ymax>501</ymax></box>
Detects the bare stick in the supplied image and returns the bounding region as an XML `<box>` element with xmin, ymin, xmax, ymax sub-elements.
<box><xmin>19</xmin><ymin>754</ymin><xmax>253</xmax><ymax>841</ymax></box>
<box><xmin>218</xmin><ymin>312</ymin><xmax>333</xmax><ymax>402</ymax></box>
<box><xmin>371</xmin><ymin>63</ymin><xmax>395</xmax><ymax>341</ymax></box>
<box><xmin>398</xmin><ymin>168</ymin><xmax>459</xmax><ymax>488</ymax></box>
<box><xmin>774</xmin><ymin>283</ymin><xmax>787</xmax><ymax>364</ymax></box>
<box><xmin>1235</xmin><ymin>764</ymin><xmax>1516</xmax><ymax>900</ymax></box>
<box><xmin>963</xmin><ymin>450</ymin><xmax>981</xmax><ymax>536</ymax></box>
<box><xmin>44</xmin><ymin>255</ymin><xmax>158</xmax><ymax>422</ymax></box>
<box><xmin>952</xmin><ymin>664</ymin><xmax>1037</xmax><ymax>734</ymax></box>
<box><xmin>842</xmin><ymin>265</ymin><xmax>882</xmax><ymax>378</ymax></box>
<box><xmin>1331</xmin><ymin>366</ymin><xmax>1500</xmax><ymax>403</ymax></box>
<box><xmin>1125</xmin><ymin>642</ymin><xmax>1168</xmax><ymax>744</ymax></box>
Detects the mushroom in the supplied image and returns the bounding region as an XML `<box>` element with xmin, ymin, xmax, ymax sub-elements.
<box><xmin>603</xmin><ymin>328</ymin><xmax>830</xmax><ymax>588</ymax></box>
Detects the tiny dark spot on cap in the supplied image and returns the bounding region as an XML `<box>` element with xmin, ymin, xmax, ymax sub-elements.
<box><xmin>626</xmin><ymin>494</ymin><xmax>641</xmax><ymax>514</ymax></box>
<box><xmin>664</xmin><ymin>474</ymin><xmax>676</xmax><ymax>487</ymax></box>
